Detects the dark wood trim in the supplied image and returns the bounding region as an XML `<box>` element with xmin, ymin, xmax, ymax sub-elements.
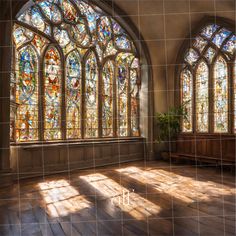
<box><xmin>11</xmin><ymin>136</ymin><xmax>145</xmax><ymax>147</ymax></box>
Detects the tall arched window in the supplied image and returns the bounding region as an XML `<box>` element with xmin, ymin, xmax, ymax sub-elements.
<box><xmin>196</xmin><ymin>61</ymin><xmax>209</xmax><ymax>132</ymax></box>
<box><xmin>179</xmin><ymin>23</ymin><xmax>235</xmax><ymax>134</ymax></box>
<box><xmin>180</xmin><ymin>69</ymin><xmax>193</xmax><ymax>132</ymax></box>
<box><xmin>11</xmin><ymin>0</ymin><xmax>141</xmax><ymax>142</ymax></box>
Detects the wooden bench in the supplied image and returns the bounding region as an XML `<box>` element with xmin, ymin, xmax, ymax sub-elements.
<box><xmin>169</xmin><ymin>152</ymin><xmax>235</xmax><ymax>167</ymax></box>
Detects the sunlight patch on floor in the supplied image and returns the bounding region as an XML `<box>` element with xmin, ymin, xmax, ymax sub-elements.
<box><xmin>80</xmin><ymin>173</ymin><xmax>161</xmax><ymax>220</ymax></box>
<box><xmin>117</xmin><ymin>166</ymin><xmax>235</xmax><ymax>203</ymax></box>
<box><xmin>38</xmin><ymin>179</ymin><xmax>91</xmax><ymax>217</ymax></box>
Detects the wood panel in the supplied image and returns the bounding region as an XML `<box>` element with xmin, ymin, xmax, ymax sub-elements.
<box><xmin>10</xmin><ymin>138</ymin><xmax>145</xmax><ymax>179</ymax></box>
<box><xmin>175</xmin><ymin>134</ymin><xmax>236</xmax><ymax>164</ymax></box>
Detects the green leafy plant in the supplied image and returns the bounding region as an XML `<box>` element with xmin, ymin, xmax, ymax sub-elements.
<box><xmin>155</xmin><ymin>103</ymin><xmax>188</xmax><ymax>143</ymax></box>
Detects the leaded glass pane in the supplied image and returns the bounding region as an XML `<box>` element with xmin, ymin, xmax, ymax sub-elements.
<box><xmin>200</xmin><ymin>24</ymin><xmax>219</xmax><ymax>39</ymax></box>
<box><xmin>13</xmin><ymin>25</ymin><xmax>34</xmax><ymax>48</ymax></box>
<box><xmin>212</xmin><ymin>28</ymin><xmax>231</xmax><ymax>48</ymax></box>
<box><xmin>54</xmin><ymin>27</ymin><xmax>70</xmax><ymax>48</ymax></box>
<box><xmin>181</xmin><ymin>70</ymin><xmax>193</xmax><ymax>132</ymax></box>
<box><xmin>70</xmin><ymin>22</ymin><xmax>90</xmax><ymax>47</ymax></box>
<box><xmin>66</xmin><ymin>50</ymin><xmax>81</xmax><ymax>139</ymax></box>
<box><xmin>15</xmin><ymin>46</ymin><xmax>38</xmax><ymax>141</ymax></box>
<box><xmin>44</xmin><ymin>47</ymin><xmax>62</xmax><ymax>140</ymax></box>
<box><xmin>223</xmin><ymin>35</ymin><xmax>236</xmax><ymax>55</ymax></box>
<box><xmin>38</xmin><ymin>1</ymin><xmax>62</xmax><ymax>23</ymax></box>
<box><xmin>97</xmin><ymin>16</ymin><xmax>112</xmax><ymax>47</ymax></box>
<box><xmin>130</xmin><ymin>58</ymin><xmax>140</xmax><ymax>136</ymax></box>
<box><xmin>196</xmin><ymin>61</ymin><xmax>209</xmax><ymax>132</ymax></box>
<box><xmin>116</xmin><ymin>53</ymin><xmax>133</xmax><ymax>136</ymax></box>
<box><xmin>214</xmin><ymin>57</ymin><xmax>228</xmax><ymax>133</ymax></box>
<box><xmin>104</xmin><ymin>40</ymin><xmax>117</xmax><ymax>57</ymax></box>
<box><xmin>204</xmin><ymin>47</ymin><xmax>216</xmax><ymax>64</ymax></box>
<box><xmin>194</xmin><ymin>36</ymin><xmax>207</xmax><ymax>52</ymax></box>
<box><xmin>115</xmin><ymin>36</ymin><xmax>132</xmax><ymax>50</ymax></box>
<box><xmin>184</xmin><ymin>48</ymin><xmax>199</xmax><ymax>66</ymax></box>
<box><xmin>85</xmin><ymin>53</ymin><xmax>98</xmax><ymax>137</ymax></box>
<box><xmin>59</xmin><ymin>0</ymin><xmax>79</xmax><ymax>24</ymax></box>
<box><xmin>18</xmin><ymin>6</ymin><xmax>51</xmax><ymax>35</ymax></box>
<box><xmin>102</xmin><ymin>61</ymin><xmax>114</xmax><ymax>137</ymax></box>
<box><xmin>32</xmin><ymin>34</ymin><xmax>48</xmax><ymax>54</ymax></box>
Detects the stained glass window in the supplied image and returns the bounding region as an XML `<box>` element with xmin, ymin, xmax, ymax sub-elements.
<box><xmin>85</xmin><ymin>52</ymin><xmax>98</xmax><ymax>138</ymax></box>
<box><xmin>15</xmin><ymin>46</ymin><xmax>38</xmax><ymax>141</ymax></box>
<box><xmin>214</xmin><ymin>57</ymin><xmax>228</xmax><ymax>133</ymax></box>
<box><xmin>196</xmin><ymin>61</ymin><xmax>209</xmax><ymax>132</ymax></box>
<box><xmin>102</xmin><ymin>61</ymin><xmax>114</xmax><ymax>137</ymax></box>
<box><xmin>116</xmin><ymin>53</ymin><xmax>134</xmax><ymax>136</ymax></box>
<box><xmin>66</xmin><ymin>50</ymin><xmax>81</xmax><ymax>139</ymax></box>
<box><xmin>181</xmin><ymin>23</ymin><xmax>235</xmax><ymax>134</ymax></box>
<box><xmin>130</xmin><ymin>58</ymin><xmax>140</xmax><ymax>136</ymax></box>
<box><xmin>44</xmin><ymin>47</ymin><xmax>62</xmax><ymax>140</ymax></box>
<box><xmin>181</xmin><ymin>70</ymin><xmax>193</xmax><ymax>132</ymax></box>
<box><xmin>12</xmin><ymin>0</ymin><xmax>141</xmax><ymax>142</ymax></box>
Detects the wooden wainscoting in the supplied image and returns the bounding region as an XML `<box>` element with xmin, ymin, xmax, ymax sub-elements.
<box><xmin>171</xmin><ymin>134</ymin><xmax>236</xmax><ymax>165</ymax></box>
<box><xmin>10</xmin><ymin>137</ymin><xmax>145</xmax><ymax>179</ymax></box>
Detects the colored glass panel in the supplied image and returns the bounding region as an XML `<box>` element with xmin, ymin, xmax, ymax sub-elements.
<box><xmin>130</xmin><ymin>58</ymin><xmax>140</xmax><ymax>136</ymax></box>
<box><xmin>59</xmin><ymin>0</ymin><xmax>78</xmax><ymax>24</ymax></box>
<box><xmin>70</xmin><ymin>22</ymin><xmax>90</xmax><ymax>46</ymax></box>
<box><xmin>38</xmin><ymin>1</ymin><xmax>62</xmax><ymax>23</ymax></box>
<box><xmin>112</xmin><ymin>19</ymin><xmax>125</xmax><ymax>35</ymax></box>
<box><xmin>223</xmin><ymin>35</ymin><xmax>236</xmax><ymax>55</ymax></box>
<box><xmin>181</xmin><ymin>70</ymin><xmax>193</xmax><ymax>132</ymax></box>
<box><xmin>13</xmin><ymin>25</ymin><xmax>34</xmax><ymax>48</ymax></box>
<box><xmin>85</xmin><ymin>53</ymin><xmax>98</xmax><ymax>137</ymax></box>
<box><xmin>75</xmin><ymin>0</ymin><xmax>100</xmax><ymax>33</ymax></box>
<box><xmin>117</xmin><ymin>54</ymin><xmax>130</xmax><ymax>136</ymax></box>
<box><xmin>204</xmin><ymin>47</ymin><xmax>216</xmax><ymax>64</ymax></box>
<box><xmin>44</xmin><ymin>47</ymin><xmax>62</xmax><ymax>140</ymax></box>
<box><xmin>54</xmin><ymin>27</ymin><xmax>70</xmax><ymax>48</ymax></box>
<box><xmin>184</xmin><ymin>48</ymin><xmax>199</xmax><ymax>66</ymax></box>
<box><xmin>102</xmin><ymin>61</ymin><xmax>114</xmax><ymax>137</ymax></box>
<box><xmin>194</xmin><ymin>36</ymin><xmax>207</xmax><ymax>52</ymax></box>
<box><xmin>214</xmin><ymin>57</ymin><xmax>228</xmax><ymax>133</ymax></box>
<box><xmin>105</xmin><ymin>40</ymin><xmax>117</xmax><ymax>57</ymax></box>
<box><xmin>212</xmin><ymin>28</ymin><xmax>231</xmax><ymax>48</ymax></box>
<box><xmin>15</xmin><ymin>46</ymin><xmax>38</xmax><ymax>141</ymax></box>
<box><xmin>115</xmin><ymin>36</ymin><xmax>131</xmax><ymax>50</ymax></box>
<box><xmin>196</xmin><ymin>61</ymin><xmax>209</xmax><ymax>132</ymax></box>
<box><xmin>97</xmin><ymin>16</ymin><xmax>112</xmax><ymax>47</ymax></box>
<box><xmin>66</xmin><ymin>50</ymin><xmax>82</xmax><ymax>139</ymax></box>
<box><xmin>201</xmin><ymin>24</ymin><xmax>219</xmax><ymax>39</ymax></box>
<box><xmin>18</xmin><ymin>6</ymin><xmax>51</xmax><ymax>35</ymax></box>
<box><xmin>32</xmin><ymin>34</ymin><xmax>48</xmax><ymax>54</ymax></box>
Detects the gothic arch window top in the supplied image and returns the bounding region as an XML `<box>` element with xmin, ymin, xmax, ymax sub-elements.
<box><xmin>11</xmin><ymin>0</ymin><xmax>141</xmax><ymax>142</ymax></box>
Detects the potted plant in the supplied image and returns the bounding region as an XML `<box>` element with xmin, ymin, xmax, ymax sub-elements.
<box><xmin>155</xmin><ymin>103</ymin><xmax>188</xmax><ymax>160</ymax></box>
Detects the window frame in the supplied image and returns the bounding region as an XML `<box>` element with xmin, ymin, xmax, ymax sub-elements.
<box><xmin>11</xmin><ymin>0</ymin><xmax>141</xmax><ymax>143</ymax></box>
<box><xmin>176</xmin><ymin>17</ymin><xmax>235</xmax><ymax>135</ymax></box>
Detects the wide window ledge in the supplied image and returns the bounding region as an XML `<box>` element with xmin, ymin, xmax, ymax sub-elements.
<box><xmin>10</xmin><ymin>137</ymin><xmax>145</xmax><ymax>149</ymax></box>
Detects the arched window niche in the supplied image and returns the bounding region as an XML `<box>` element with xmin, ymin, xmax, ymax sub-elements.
<box><xmin>177</xmin><ymin>17</ymin><xmax>236</xmax><ymax>135</ymax></box>
<box><xmin>10</xmin><ymin>0</ymin><xmax>153</xmax><ymax>145</ymax></box>
<box><xmin>8</xmin><ymin>0</ymin><xmax>154</xmax><ymax>174</ymax></box>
